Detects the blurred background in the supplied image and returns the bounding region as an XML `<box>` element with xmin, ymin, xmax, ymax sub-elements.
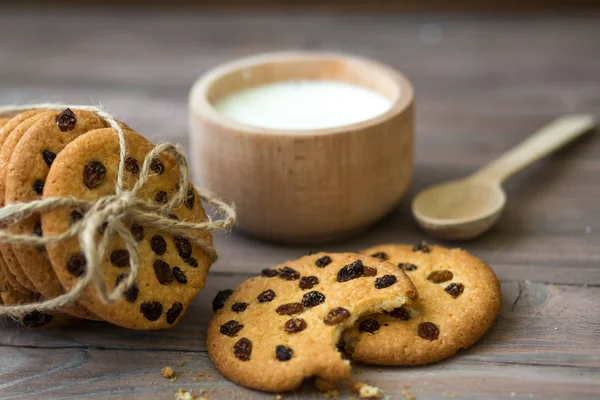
<box><xmin>1</xmin><ymin>0</ymin><xmax>599</xmax><ymax>192</ymax></box>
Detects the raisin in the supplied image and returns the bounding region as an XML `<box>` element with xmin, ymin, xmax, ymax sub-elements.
<box><xmin>276</xmin><ymin>302</ymin><xmax>304</xmax><ymax>315</ymax></box>
<box><xmin>172</xmin><ymin>267</ymin><xmax>187</xmax><ymax>284</ymax></box>
<box><xmin>233</xmin><ymin>337</ymin><xmax>252</xmax><ymax>361</ymax></box>
<box><xmin>231</xmin><ymin>302</ymin><xmax>249</xmax><ymax>312</ymax></box>
<box><xmin>445</xmin><ymin>283</ymin><xmax>464</xmax><ymax>298</ymax></box>
<box><xmin>32</xmin><ymin>180</ymin><xmax>44</xmax><ymax>195</ymax></box>
<box><xmin>261</xmin><ymin>268</ymin><xmax>278</xmax><ymax>277</ymax></box>
<box><xmin>301</xmin><ymin>291</ymin><xmax>325</xmax><ymax>308</ymax></box>
<box><xmin>284</xmin><ymin>318</ymin><xmax>307</xmax><ymax>333</ymax></box>
<box><xmin>220</xmin><ymin>320</ymin><xmax>244</xmax><ymax>337</ymax></box>
<box><xmin>299</xmin><ymin>276</ymin><xmax>319</xmax><ymax>290</ymax></box>
<box><xmin>140</xmin><ymin>301</ymin><xmax>163</xmax><ymax>321</ymax></box>
<box><xmin>323</xmin><ymin>307</ymin><xmax>351</xmax><ymax>325</ymax></box>
<box><xmin>150</xmin><ymin>158</ymin><xmax>164</xmax><ymax>175</ymax></box>
<box><xmin>275</xmin><ymin>345</ymin><xmax>293</xmax><ymax>361</ymax></box>
<box><xmin>375</xmin><ymin>274</ymin><xmax>397</xmax><ymax>289</ymax></box>
<box><xmin>173</xmin><ymin>236</ymin><xmax>192</xmax><ymax>259</ymax></box>
<box><xmin>124</xmin><ymin>156</ymin><xmax>139</xmax><ymax>174</ymax></box>
<box><xmin>315</xmin><ymin>255</ymin><xmax>332</xmax><ymax>268</ymax></box>
<box><xmin>154</xmin><ymin>190</ymin><xmax>169</xmax><ymax>204</ymax></box>
<box><xmin>413</xmin><ymin>241</ymin><xmax>431</xmax><ymax>253</ymax></box>
<box><xmin>363</xmin><ymin>266</ymin><xmax>378</xmax><ymax>277</ymax></box>
<box><xmin>398</xmin><ymin>263</ymin><xmax>418</xmax><ymax>272</ymax></box>
<box><xmin>370</xmin><ymin>251</ymin><xmax>388</xmax><ymax>260</ymax></box>
<box><xmin>110</xmin><ymin>249</ymin><xmax>130</xmax><ymax>267</ymax></box>
<box><xmin>185</xmin><ymin>188</ymin><xmax>195</xmax><ymax>209</ymax></box>
<box><xmin>387</xmin><ymin>307</ymin><xmax>411</xmax><ymax>321</ymax></box>
<box><xmin>278</xmin><ymin>266</ymin><xmax>300</xmax><ymax>280</ymax></box>
<box><xmin>22</xmin><ymin>311</ymin><xmax>53</xmax><ymax>328</ymax></box>
<box><xmin>42</xmin><ymin>150</ymin><xmax>56</xmax><ymax>167</ymax></box>
<box><xmin>359</xmin><ymin>318</ymin><xmax>380</xmax><ymax>334</ymax></box>
<box><xmin>427</xmin><ymin>270</ymin><xmax>453</xmax><ymax>283</ymax></box>
<box><xmin>150</xmin><ymin>235</ymin><xmax>167</xmax><ymax>255</ymax></box>
<box><xmin>153</xmin><ymin>259</ymin><xmax>174</xmax><ymax>285</ymax></box>
<box><xmin>418</xmin><ymin>322</ymin><xmax>439</xmax><ymax>340</ymax></box>
<box><xmin>166</xmin><ymin>302</ymin><xmax>183</xmax><ymax>324</ymax></box>
<box><xmin>184</xmin><ymin>257</ymin><xmax>198</xmax><ymax>267</ymax></box>
<box><xmin>83</xmin><ymin>161</ymin><xmax>106</xmax><ymax>189</ymax></box>
<box><xmin>33</xmin><ymin>222</ymin><xmax>42</xmax><ymax>237</ymax></box>
<box><xmin>115</xmin><ymin>274</ymin><xmax>138</xmax><ymax>303</ymax></box>
<box><xmin>336</xmin><ymin>260</ymin><xmax>364</xmax><ymax>282</ymax></box>
<box><xmin>212</xmin><ymin>289</ymin><xmax>233</xmax><ymax>311</ymax></box>
<box><xmin>66</xmin><ymin>253</ymin><xmax>86</xmax><ymax>277</ymax></box>
<box><xmin>130</xmin><ymin>224</ymin><xmax>144</xmax><ymax>241</ymax></box>
<box><xmin>69</xmin><ymin>209</ymin><xmax>84</xmax><ymax>225</ymax></box>
<box><xmin>55</xmin><ymin>108</ymin><xmax>76</xmax><ymax>131</ymax></box>
<box><xmin>257</xmin><ymin>289</ymin><xmax>276</xmax><ymax>303</ymax></box>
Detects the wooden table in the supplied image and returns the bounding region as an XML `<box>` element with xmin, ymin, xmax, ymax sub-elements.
<box><xmin>1</xmin><ymin>7</ymin><xmax>599</xmax><ymax>400</ymax></box>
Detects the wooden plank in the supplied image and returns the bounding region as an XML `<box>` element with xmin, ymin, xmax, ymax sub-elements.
<box><xmin>2</xmin><ymin>277</ymin><xmax>599</xmax><ymax>370</ymax></box>
<box><xmin>1</xmin><ymin>345</ymin><xmax>599</xmax><ymax>399</ymax></box>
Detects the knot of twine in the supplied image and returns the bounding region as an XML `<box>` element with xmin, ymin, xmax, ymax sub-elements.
<box><xmin>0</xmin><ymin>104</ymin><xmax>236</xmax><ymax>318</ymax></box>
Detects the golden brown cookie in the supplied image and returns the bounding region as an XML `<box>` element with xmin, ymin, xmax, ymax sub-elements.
<box><xmin>0</xmin><ymin>286</ymin><xmax>76</xmax><ymax>329</ymax></box>
<box><xmin>41</xmin><ymin>128</ymin><xmax>212</xmax><ymax>329</ymax></box>
<box><xmin>0</xmin><ymin>111</ymin><xmax>51</xmax><ymax>293</ymax></box>
<box><xmin>342</xmin><ymin>243</ymin><xmax>501</xmax><ymax>366</ymax></box>
<box><xmin>5</xmin><ymin>108</ymin><xmax>109</xmax><ymax>320</ymax></box>
<box><xmin>207</xmin><ymin>252</ymin><xmax>418</xmax><ymax>392</ymax></box>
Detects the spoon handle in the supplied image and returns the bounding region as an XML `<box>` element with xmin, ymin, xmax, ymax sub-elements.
<box><xmin>471</xmin><ymin>114</ymin><xmax>596</xmax><ymax>184</ymax></box>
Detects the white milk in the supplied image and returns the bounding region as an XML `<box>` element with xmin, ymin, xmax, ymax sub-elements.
<box><xmin>214</xmin><ymin>80</ymin><xmax>393</xmax><ymax>130</ymax></box>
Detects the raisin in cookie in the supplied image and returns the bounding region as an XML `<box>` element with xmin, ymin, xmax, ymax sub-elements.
<box><xmin>207</xmin><ymin>252</ymin><xmax>417</xmax><ymax>392</ymax></box>
<box><xmin>41</xmin><ymin>127</ymin><xmax>212</xmax><ymax>329</ymax></box>
<box><xmin>342</xmin><ymin>243</ymin><xmax>501</xmax><ymax>366</ymax></box>
<box><xmin>5</xmin><ymin>109</ymin><xmax>109</xmax><ymax>319</ymax></box>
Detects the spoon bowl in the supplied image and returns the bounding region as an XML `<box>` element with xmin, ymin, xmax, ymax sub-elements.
<box><xmin>411</xmin><ymin>114</ymin><xmax>595</xmax><ymax>241</ymax></box>
<box><xmin>412</xmin><ymin>179</ymin><xmax>506</xmax><ymax>240</ymax></box>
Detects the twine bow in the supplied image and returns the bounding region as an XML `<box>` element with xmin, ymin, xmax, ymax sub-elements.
<box><xmin>0</xmin><ymin>104</ymin><xmax>236</xmax><ymax>318</ymax></box>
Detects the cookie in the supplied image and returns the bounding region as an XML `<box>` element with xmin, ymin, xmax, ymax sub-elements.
<box><xmin>207</xmin><ymin>252</ymin><xmax>418</xmax><ymax>392</ymax></box>
<box><xmin>0</xmin><ymin>286</ymin><xmax>76</xmax><ymax>329</ymax></box>
<box><xmin>41</xmin><ymin>127</ymin><xmax>212</xmax><ymax>329</ymax></box>
<box><xmin>342</xmin><ymin>243</ymin><xmax>501</xmax><ymax>366</ymax></box>
<box><xmin>5</xmin><ymin>109</ymin><xmax>109</xmax><ymax>319</ymax></box>
<box><xmin>0</xmin><ymin>111</ymin><xmax>51</xmax><ymax>292</ymax></box>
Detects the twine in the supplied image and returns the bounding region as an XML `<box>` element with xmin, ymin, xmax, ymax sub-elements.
<box><xmin>0</xmin><ymin>104</ymin><xmax>236</xmax><ymax>318</ymax></box>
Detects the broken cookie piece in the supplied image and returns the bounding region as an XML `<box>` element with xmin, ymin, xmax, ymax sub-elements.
<box><xmin>206</xmin><ymin>252</ymin><xmax>417</xmax><ymax>392</ymax></box>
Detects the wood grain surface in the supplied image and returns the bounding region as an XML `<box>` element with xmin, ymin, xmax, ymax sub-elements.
<box><xmin>0</xmin><ymin>6</ymin><xmax>599</xmax><ymax>400</ymax></box>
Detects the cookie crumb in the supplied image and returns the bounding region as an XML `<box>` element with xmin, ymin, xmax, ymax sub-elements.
<box><xmin>272</xmin><ymin>395</ymin><xmax>283</xmax><ymax>400</ymax></box>
<box><xmin>174</xmin><ymin>389</ymin><xmax>195</xmax><ymax>400</ymax></box>
<box><xmin>177</xmin><ymin>361</ymin><xmax>186</xmax><ymax>367</ymax></box>
<box><xmin>323</xmin><ymin>390</ymin><xmax>339</xmax><ymax>399</ymax></box>
<box><xmin>170</xmin><ymin>377</ymin><xmax>177</xmax><ymax>383</ymax></box>
<box><xmin>351</xmin><ymin>382</ymin><xmax>382</xmax><ymax>398</ymax></box>
<box><xmin>401</xmin><ymin>391</ymin><xmax>416</xmax><ymax>400</ymax></box>
<box><xmin>162</xmin><ymin>366</ymin><xmax>175</xmax><ymax>378</ymax></box>
<box><xmin>443</xmin><ymin>391</ymin><xmax>456</xmax><ymax>398</ymax></box>
<box><xmin>403</xmin><ymin>384</ymin><xmax>412</xmax><ymax>389</ymax></box>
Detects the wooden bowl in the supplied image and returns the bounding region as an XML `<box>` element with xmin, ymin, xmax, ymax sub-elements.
<box><xmin>189</xmin><ymin>52</ymin><xmax>414</xmax><ymax>244</ymax></box>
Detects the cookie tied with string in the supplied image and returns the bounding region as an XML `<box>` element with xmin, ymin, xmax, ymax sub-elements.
<box><xmin>40</xmin><ymin>127</ymin><xmax>214</xmax><ymax>329</ymax></box>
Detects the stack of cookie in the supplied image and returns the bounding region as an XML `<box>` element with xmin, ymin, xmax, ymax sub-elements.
<box><xmin>207</xmin><ymin>242</ymin><xmax>501</xmax><ymax>393</ymax></box>
<box><xmin>0</xmin><ymin>108</ymin><xmax>214</xmax><ymax>329</ymax></box>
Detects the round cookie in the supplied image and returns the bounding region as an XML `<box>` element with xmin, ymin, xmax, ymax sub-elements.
<box><xmin>0</xmin><ymin>110</ymin><xmax>50</xmax><ymax>294</ymax></box>
<box><xmin>0</xmin><ymin>111</ymin><xmax>53</xmax><ymax>292</ymax></box>
<box><xmin>0</xmin><ymin>286</ymin><xmax>76</xmax><ymax>329</ymax></box>
<box><xmin>342</xmin><ymin>242</ymin><xmax>501</xmax><ymax>366</ymax></box>
<box><xmin>41</xmin><ymin>127</ymin><xmax>212</xmax><ymax>329</ymax></box>
<box><xmin>207</xmin><ymin>252</ymin><xmax>418</xmax><ymax>392</ymax></box>
<box><xmin>5</xmin><ymin>109</ymin><xmax>110</xmax><ymax>319</ymax></box>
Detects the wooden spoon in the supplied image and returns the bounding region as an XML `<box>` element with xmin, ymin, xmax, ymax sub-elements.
<box><xmin>412</xmin><ymin>115</ymin><xmax>596</xmax><ymax>240</ymax></box>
